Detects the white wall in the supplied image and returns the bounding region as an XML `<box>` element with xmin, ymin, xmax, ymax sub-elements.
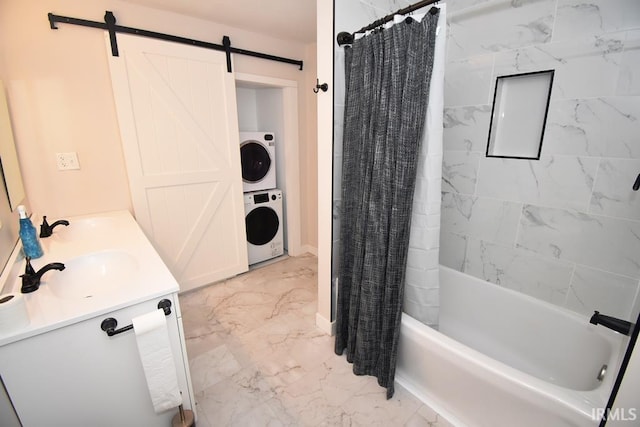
<box><xmin>0</xmin><ymin>0</ymin><xmax>317</xmax><ymax>251</ymax></box>
<box><xmin>303</xmin><ymin>43</ymin><xmax>319</xmax><ymax>252</ymax></box>
<box><xmin>236</xmin><ymin>88</ymin><xmax>259</xmax><ymax>131</ymax></box>
<box><xmin>256</xmin><ymin>90</ymin><xmax>286</xmax><ymax>192</ymax></box>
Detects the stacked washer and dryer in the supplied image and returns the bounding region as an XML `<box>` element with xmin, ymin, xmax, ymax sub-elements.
<box><xmin>240</xmin><ymin>132</ymin><xmax>284</xmax><ymax>265</ymax></box>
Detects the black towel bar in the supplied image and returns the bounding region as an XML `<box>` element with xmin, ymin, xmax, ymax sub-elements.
<box><xmin>100</xmin><ymin>299</ymin><xmax>172</xmax><ymax>337</ymax></box>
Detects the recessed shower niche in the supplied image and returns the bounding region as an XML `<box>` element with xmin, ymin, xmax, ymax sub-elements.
<box><xmin>486</xmin><ymin>70</ymin><xmax>554</xmax><ymax>160</ymax></box>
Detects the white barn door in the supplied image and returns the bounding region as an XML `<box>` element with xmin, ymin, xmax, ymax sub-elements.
<box><xmin>107</xmin><ymin>33</ymin><xmax>248</xmax><ymax>292</ymax></box>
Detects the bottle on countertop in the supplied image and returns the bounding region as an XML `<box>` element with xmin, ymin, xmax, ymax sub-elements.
<box><xmin>17</xmin><ymin>205</ymin><xmax>43</xmax><ymax>259</ymax></box>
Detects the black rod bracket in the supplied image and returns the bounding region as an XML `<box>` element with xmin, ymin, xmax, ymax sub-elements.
<box><xmin>336</xmin><ymin>32</ymin><xmax>354</xmax><ymax>47</ymax></box>
<box><xmin>104</xmin><ymin>11</ymin><xmax>119</xmax><ymax>57</ymax></box>
<box><xmin>47</xmin><ymin>11</ymin><xmax>303</xmax><ymax>71</ymax></box>
<box><xmin>48</xmin><ymin>13</ymin><xmax>58</xmax><ymax>30</ymax></box>
<box><xmin>222</xmin><ymin>35</ymin><xmax>232</xmax><ymax>73</ymax></box>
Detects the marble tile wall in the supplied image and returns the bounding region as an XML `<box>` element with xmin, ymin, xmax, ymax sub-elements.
<box><xmin>334</xmin><ymin>0</ymin><xmax>640</xmax><ymax>324</ymax></box>
<box><xmin>441</xmin><ymin>0</ymin><xmax>640</xmax><ymax>321</ymax></box>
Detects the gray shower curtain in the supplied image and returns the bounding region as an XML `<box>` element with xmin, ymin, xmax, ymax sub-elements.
<box><xmin>334</xmin><ymin>10</ymin><xmax>439</xmax><ymax>399</ymax></box>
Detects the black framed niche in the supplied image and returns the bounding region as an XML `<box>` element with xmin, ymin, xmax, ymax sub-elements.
<box><xmin>486</xmin><ymin>70</ymin><xmax>554</xmax><ymax>160</ymax></box>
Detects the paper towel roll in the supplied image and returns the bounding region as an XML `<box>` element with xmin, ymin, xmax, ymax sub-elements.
<box><xmin>132</xmin><ymin>308</ymin><xmax>182</xmax><ymax>413</ymax></box>
<box><xmin>0</xmin><ymin>293</ymin><xmax>30</xmax><ymax>333</ymax></box>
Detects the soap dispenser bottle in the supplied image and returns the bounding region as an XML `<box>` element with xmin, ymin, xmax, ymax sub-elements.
<box><xmin>17</xmin><ymin>205</ymin><xmax>43</xmax><ymax>259</ymax></box>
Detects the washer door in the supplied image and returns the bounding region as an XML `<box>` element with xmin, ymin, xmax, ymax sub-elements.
<box><xmin>246</xmin><ymin>206</ymin><xmax>280</xmax><ymax>246</ymax></box>
<box><xmin>240</xmin><ymin>141</ymin><xmax>272</xmax><ymax>183</ymax></box>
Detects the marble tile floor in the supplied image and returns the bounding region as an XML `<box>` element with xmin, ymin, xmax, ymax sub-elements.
<box><xmin>179</xmin><ymin>253</ymin><xmax>454</xmax><ymax>427</ymax></box>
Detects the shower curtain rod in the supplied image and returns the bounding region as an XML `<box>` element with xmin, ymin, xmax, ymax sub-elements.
<box><xmin>48</xmin><ymin>11</ymin><xmax>304</xmax><ymax>73</ymax></box>
<box><xmin>336</xmin><ymin>0</ymin><xmax>439</xmax><ymax>46</ymax></box>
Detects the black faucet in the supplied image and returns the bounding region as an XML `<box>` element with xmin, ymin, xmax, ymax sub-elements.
<box><xmin>590</xmin><ymin>311</ymin><xmax>635</xmax><ymax>336</ymax></box>
<box><xmin>20</xmin><ymin>257</ymin><xmax>66</xmax><ymax>293</ymax></box>
<box><xmin>40</xmin><ymin>216</ymin><xmax>70</xmax><ymax>238</ymax></box>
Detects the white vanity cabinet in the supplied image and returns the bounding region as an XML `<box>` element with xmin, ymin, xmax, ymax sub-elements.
<box><xmin>0</xmin><ymin>294</ymin><xmax>194</xmax><ymax>427</ymax></box>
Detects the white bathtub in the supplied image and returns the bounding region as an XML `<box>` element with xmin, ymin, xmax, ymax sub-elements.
<box><xmin>396</xmin><ymin>266</ymin><xmax>627</xmax><ymax>427</ymax></box>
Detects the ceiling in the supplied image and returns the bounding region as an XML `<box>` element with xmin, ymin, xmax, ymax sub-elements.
<box><xmin>121</xmin><ymin>0</ymin><xmax>317</xmax><ymax>44</ymax></box>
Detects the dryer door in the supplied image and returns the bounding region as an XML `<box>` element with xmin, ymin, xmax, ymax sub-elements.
<box><xmin>240</xmin><ymin>141</ymin><xmax>272</xmax><ymax>183</ymax></box>
<box><xmin>246</xmin><ymin>206</ymin><xmax>280</xmax><ymax>246</ymax></box>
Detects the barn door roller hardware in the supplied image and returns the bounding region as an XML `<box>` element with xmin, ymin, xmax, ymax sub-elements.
<box><xmin>48</xmin><ymin>11</ymin><xmax>304</xmax><ymax>73</ymax></box>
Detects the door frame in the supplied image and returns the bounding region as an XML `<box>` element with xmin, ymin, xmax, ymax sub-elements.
<box><xmin>315</xmin><ymin>0</ymin><xmax>334</xmax><ymax>335</ymax></box>
<box><xmin>234</xmin><ymin>73</ymin><xmax>303</xmax><ymax>257</ymax></box>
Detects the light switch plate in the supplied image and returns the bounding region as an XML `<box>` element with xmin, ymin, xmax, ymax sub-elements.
<box><xmin>56</xmin><ymin>152</ymin><xmax>80</xmax><ymax>170</ymax></box>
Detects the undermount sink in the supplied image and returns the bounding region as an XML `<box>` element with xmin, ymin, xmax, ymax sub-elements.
<box><xmin>44</xmin><ymin>251</ymin><xmax>139</xmax><ymax>299</ymax></box>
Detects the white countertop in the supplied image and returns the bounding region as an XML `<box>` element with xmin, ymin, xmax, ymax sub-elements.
<box><xmin>0</xmin><ymin>210</ymin><xmax>179</xmax><ymax>346</ymax></box>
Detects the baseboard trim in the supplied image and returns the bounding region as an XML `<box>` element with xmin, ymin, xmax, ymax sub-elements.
<box><xmin>315</xmin><ymin>312</ymin><xmax>335</xmax><ymax>335</ymax></box>
<box><xmin>301</xmin><ymin>244</ymin><xmax>318</xmax><ymax>256</ymax></box>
